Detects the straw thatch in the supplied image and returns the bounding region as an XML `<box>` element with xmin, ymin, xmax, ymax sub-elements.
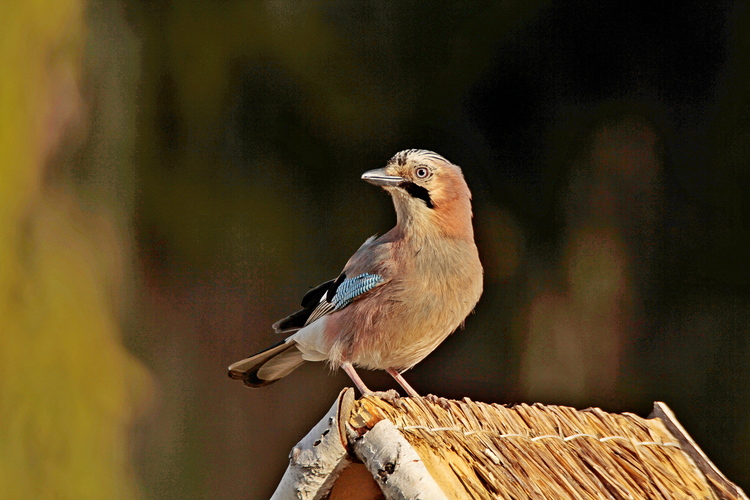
<box><xmin>270</xmin><ymin>389</ymin><xmax>748</xmax><ymax>500</ymax></box>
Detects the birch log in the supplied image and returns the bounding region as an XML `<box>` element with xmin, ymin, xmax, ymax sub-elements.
<box><xmin>270</xmin><ymin>389</ymin><xmax>355</xmax><ymax>500</ymax></box>
<box><xmin>351</xmin><ymin>418</ymin><xmax>449</xmax><ymax>500</ymax></box>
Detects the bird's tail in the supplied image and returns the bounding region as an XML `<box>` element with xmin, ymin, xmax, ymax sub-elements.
<box><xmin>228</xmin><ymin>339</ymin><xmax>306</xmax><ymax>387</ymax></box>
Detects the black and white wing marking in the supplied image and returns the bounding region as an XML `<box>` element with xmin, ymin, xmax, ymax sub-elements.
<box><xmin>272</xmin><ymin>273</ymin><xmax>384</xmax><ymax>333</ymax></box>
<box><xmin>329</xmin><ymin>273</ymin><xmax>383</xmax><ymax>309</ymax></box>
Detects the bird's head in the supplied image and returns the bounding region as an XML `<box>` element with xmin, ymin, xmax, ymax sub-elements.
<box><xmin>362</xmin><ymin>149</ymin><xmax>474</xmax><ymax>239</ymax></box>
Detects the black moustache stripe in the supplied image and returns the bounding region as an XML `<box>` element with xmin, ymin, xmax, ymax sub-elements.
<box><xmin>399</xmin><ymin>181</ymin><xmax>434</xmax><ymax>209</ymax></box>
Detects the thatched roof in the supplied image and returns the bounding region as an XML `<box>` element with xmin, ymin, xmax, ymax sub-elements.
<box><xmin>270</xmin><ymin>389</ymin><xmax>747</xmax><ymax>500</ymax></box>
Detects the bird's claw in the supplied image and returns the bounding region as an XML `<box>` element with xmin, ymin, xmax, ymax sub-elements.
<box><xmin>362</xmin><ymin>389</ymin><xmax>401</xmax><ymax>402</ymax></box>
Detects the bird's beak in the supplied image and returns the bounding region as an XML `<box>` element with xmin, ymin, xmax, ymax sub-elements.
<box><xmin>361</xmin><ymin>168</ymin><xmax>404</xmax><ymax>187</ymax></box>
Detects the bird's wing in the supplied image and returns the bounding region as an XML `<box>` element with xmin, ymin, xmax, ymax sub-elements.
<box><xmin>273</xmin><ymin>272</ymin><xmax>384</xmax><ymax>333</ymax></box>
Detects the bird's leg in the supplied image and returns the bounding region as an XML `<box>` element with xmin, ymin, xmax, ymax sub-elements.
<box><xmin>386</xmin><ymin>368</ymin><xmax>420</xmax><ymax>397</ymax></box>
<box><xmin>341</xmin><ymin>362</ymin><xmax>400</xmax><ymax>400</ymax></box>
<box><xmin>341</xmin><ymin>362</ymin><xmax>373</xmax><ymax>395</ymax></box>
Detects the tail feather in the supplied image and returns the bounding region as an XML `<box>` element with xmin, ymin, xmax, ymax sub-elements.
<box><xmin>228</xmin><ymin>339</ymin><xmax>306</xmax><ymax>387</ymax></box>
<box><xmin>257</xmin><ymin>348</ymin><xmax>305</xmax><ymax>381</ymax></box>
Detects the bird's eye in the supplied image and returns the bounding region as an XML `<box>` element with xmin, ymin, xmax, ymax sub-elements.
<box><xmin>415</xmin><ymin>167</ymin><xmax>430</xmax><ymax>179</ymax></box>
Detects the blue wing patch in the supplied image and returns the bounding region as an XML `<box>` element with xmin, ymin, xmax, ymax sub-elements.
<box><xmin>331</xmin><ymin>273</ymin><xmax>384</xmax><ymax>310</ymax></box>
<box><xmin>299</xmin><ymin>272</ymin><xmax>384</xmax><ymax>327</ymax></box>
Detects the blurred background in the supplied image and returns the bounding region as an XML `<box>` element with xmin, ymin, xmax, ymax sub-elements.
<box><xmin>2</xmin><ymin>0</ymin><xmax>748</xmax><ymax>498</ymax></box>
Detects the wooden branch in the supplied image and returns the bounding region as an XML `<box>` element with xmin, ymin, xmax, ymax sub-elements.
<box><xmin>270</xmin><ymin>389</ymin><xmax>355</xmax><ymax>500</ymax></box>
<box><xmin>270</xmin><ymin>389</ymin><xmax>446</xmax><ymax>499</ymax></box>
<box><xmin>349</xmin><ymin>418</ymin><xmax>449</xmax><ymax>500</ymax></box>
<box><xmin>649</xmin><ymin>402</ymin><xmax>749</xmax><ymax>500</ymax></box>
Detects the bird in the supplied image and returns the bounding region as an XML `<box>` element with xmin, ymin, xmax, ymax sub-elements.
<box><xmin>228</xmin><ymin>149</ymin><xmax>483</xmax><ymax>397</ymax></box>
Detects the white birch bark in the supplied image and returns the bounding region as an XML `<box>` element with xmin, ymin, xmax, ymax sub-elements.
<box><xmin>270</xmin><ymin>388</ymin><xmax>355</xmax><ymax>500</ymax></box>
<box><xmin>351</xmin><ymin>418</ymin><xmax>449</xmax><ymax>500</ymax></box>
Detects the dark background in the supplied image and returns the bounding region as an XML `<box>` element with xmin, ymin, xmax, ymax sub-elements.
<box><xmin>5</xmin><ymin>0</ymin><xmax>747</xmax><ymax>498</ymax></box>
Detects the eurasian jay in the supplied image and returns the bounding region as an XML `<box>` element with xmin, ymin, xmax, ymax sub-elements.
<box><xmin>228</xmin><ymin>149</ymin><xmax>483</xmax><ymax>397</ymax></box>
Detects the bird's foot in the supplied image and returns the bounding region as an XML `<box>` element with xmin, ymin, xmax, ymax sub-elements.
<box><xmin>424</xmin><ymin>394</ymin><xmax>451</xmax><ymax>408</ymax></box>
<box><xmin>362</xmin><ymin>389</ymin><xmax>400</xmax><ymax>402</ymax></box>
